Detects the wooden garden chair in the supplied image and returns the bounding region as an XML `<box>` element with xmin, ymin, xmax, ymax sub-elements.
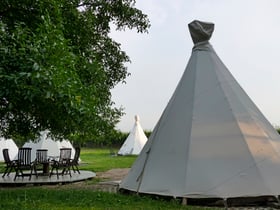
<box><xmin>14</xmin><ymin>147</ymin><xmax>34</xmax><ymax>181</ymax></box>
<box><xmin>49</xmin><ymin>148</ymin><xmax>72</xmax><ymax>179</ymax></box>
<box><xmin>2</xmin><ymin>149</ymin><xmax>17</xmax><ymax>177</ymax></box>
<box><xmin>33</xmin><ymin>149</ymin><xmax>49</xmax><ymax>176</ymax></box>
<box><xmin>69</xmin><ymin>147</ymin><xmax>81</xmax><ymax>174</ymax></box>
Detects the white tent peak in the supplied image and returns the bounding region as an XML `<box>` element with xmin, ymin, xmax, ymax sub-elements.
<box><xmin>118</xmin><ymin>115</ymin><xmax>147</xmax><ymax>155</ymax></box>
<box><xmin>134</xmin><ymin>115</ymin><xmax>140</xmax><ymax>122</ymax></box>
<box><xmin>120</xmin><ymin>20</ymin><xmax>280</xmax><ymax>199</ymax></box>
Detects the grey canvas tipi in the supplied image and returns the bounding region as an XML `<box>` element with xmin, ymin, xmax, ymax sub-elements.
<box><xmin>119</xmin><ymin>20</ymin><xmax>280</xmax><ymax>199</ymax></box>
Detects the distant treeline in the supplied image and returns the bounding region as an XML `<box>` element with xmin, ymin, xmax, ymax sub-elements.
<box><xmin>13</xmin><ymin>127</ymin><xmax>280</xmax><ymax>148</ymax></box>
<box><xmin>85</xmin><ymin>128</ymin><xmax>280</xmax><ymax>148</ymax></box>
<box><xmin>83</xmin><ymin>130</ymin><xmax>152</xmax><ymax>148</ymax></box>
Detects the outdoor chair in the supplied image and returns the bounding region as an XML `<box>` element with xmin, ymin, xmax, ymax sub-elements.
<box><xmin>69</xmin><ymin>147</ymin><xmax>80</xmax><ymax>174</ymax></box>
<box><xmin>14</xmin><ymin>147</ymin><xmax>34</xmax><ymax>181</ymax></box>
<box><xmin>2</xmin><ymin>149</ymin><xmax>17</xmax><ymax>178</ymax></box>
<box><xmin>49</xmin><ymin>148</ymin><xmax>72</xmax><ymax>179</ymax></box>
<box><xmin>33</xmin><ymin>149</ymin><xmax>49</xmax><ymax>177</ymax></box>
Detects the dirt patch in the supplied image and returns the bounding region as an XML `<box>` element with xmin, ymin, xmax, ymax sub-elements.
<box><xmin>46</xmin><ymin>168</ymin><xmax>130</xmax><ymax>192</ymax></box>
<box><xmin>92</xmin><ymin>168</ymin><xmax>130</xmax><ymax>192</ymax></box>
<box><xmin>96</xmin><ymin>168</ymin><xmax>130</xmax><ymax>181</ymax></box>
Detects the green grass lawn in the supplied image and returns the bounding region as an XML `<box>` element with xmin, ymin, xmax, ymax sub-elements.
<box><xmin>79</xmin><ymin>148</ymin><xmax>137</xmax><ymax>172</ymax></box>
<box><xmin>0</xmin><ymin>188</ymin><xmax>209</xmax><ymax>210</ymax></box>
<box><xmin>0</xmin><ymin>148</ymin><xmax>215</xmax><ymax>210</ymax></box>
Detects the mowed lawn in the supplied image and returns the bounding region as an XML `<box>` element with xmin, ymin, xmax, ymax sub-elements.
<box><xmin>0</xmin><ymin>148</ymin><xmax>213</xmax><ymax>210</ymax></box>
<box><xmin>79</xmin><ymin>147</ymin><xmax>137</xmax><ymax>172</ymax></box>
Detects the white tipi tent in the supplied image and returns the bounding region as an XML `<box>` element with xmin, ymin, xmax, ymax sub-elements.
<box><xmin>60</xmin><ymin>139</ymin><xmax>75</xmax><ymax>151</ymax></box>
<box><xmin>120</xmin><ymin>20</ymin><xmax>280</xmax><ymax>199</ymax></box>
<box><xmin>0</xmin><ymin>138</ymin><xmax>18</xmax><ymax>161</ymax></box>
<box><xmin>118</xmin><ymin>115</ymin><xmax>148</xmax><ymax>155</ymax></box>
<box><xmin>23</xmin><ymin>130</ymin><xmax>75</xmax><ymax>161</ymax></box>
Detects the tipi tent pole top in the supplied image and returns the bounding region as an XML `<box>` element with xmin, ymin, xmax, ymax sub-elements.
<box><xmin>188</xmin><ymin>20</ymin><xmax>214</xmax><ymax>44</ymax></box>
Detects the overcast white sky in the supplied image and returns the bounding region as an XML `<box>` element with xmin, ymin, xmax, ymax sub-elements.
<box><xmin>110</xmin><ymin>0</ymin><xmax>280</xmax><ymax>132</ymax></box>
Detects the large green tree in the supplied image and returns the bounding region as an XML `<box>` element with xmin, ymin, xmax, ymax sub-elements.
<box><xmin>0</xmin><ymin>0</ymin><xmax>150</xmax><ymax>142</ymax></box>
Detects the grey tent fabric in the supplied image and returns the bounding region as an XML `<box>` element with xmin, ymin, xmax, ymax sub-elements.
<box><xmin>188</xmin><ymin>20</ymin><xmax>214</xmax><ymax>44</ymax></box>
<box><xmin>119</xmin><ymin>20</ymin><xmax>280</xmax><ymax>199</ymax></box>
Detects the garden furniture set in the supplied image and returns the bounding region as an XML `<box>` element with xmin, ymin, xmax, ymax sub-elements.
<box><xmin>2</xmin><ymin>147</ymin><xmax>80</xmax><ymax>180</ymax></box>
